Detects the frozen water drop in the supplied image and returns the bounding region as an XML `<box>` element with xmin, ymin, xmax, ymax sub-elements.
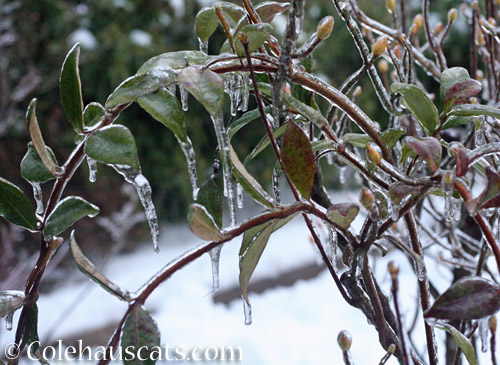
<box><xmin>272</xmin><ymin>165</ymin><xmax>281</xmax><ymax>204</ymax></box>
<box><xmin>339</xmin><ymin>166</ymin><xmax>347</xmax><ymax>184</ymax></box>
<box><xmin>242</xmin><ymin>297</ymin><xmax>252</xmax><ymax>325</ymax></box>
<box><xmin>178</xmin><ymin>138</ymin><xmax>199</xmax><ymax>200</ymax></box>
<box><xmin>5</xmin><ymin>312</ymin><xmax>13</xmax><ymax>331</ymax></box>
<box><xmin>198</xmin><ymin>37</ymin><xmax>208</xmax><ymax>54</ymax></box>
<box><xmin>478</xmin><ymin>317</ymin><xmax>489</xmax><ymax>352</ymax></box>
<box><xmin>209</xmin><ymin>246</ymin><xmax>222</xmax><ymax>292</ymax></box>
<box><xmin>328</xmin><ymin>226</ymin><xmax>337</xmax><ymax>264</ymax></box>
<box><xmin>179</xmin><ymin>84</ymin><xmax>188</xmax><ymax>112</ymax></box>
<box><xmin>31</xmin><ymin>182</ymin><xmax>44</xmax><ymax>215</ymax></box>
<box><xmin>87</xmin><ymin>156</ymin><xmax>97</xmax><ymax>183</ymax></box>
<box><xmin>113</xmin><ymin>165</ymin><xmax>160</xmax><ymax>252</ymax></box>
<box><xmin>236</xmin><ymin>182</ymin><xmax>244</xmax><ymax>209</ymax></box>
<box><xmin>241</xmin><ymin>73</ymin><xmax>249</xmax><ymax>112</ymax></box>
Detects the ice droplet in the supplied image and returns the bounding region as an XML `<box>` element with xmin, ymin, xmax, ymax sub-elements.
<box><xmin>87</xmin><ymin>156</ymin><xmax>97</xmax><ymax>183</ymax></box>
<box><xmin>339</xmin><ymin>166</ymin><xmax>347</xmax><ymax>184</ymax></box>
<box><xmin>241</xmin><ymin>73</ymin><xmax>249</xmax><ymax>112</ymax></box>
<box><xmin>478</xmin><ymin>317</ymin><xmax>489</xmax><ymax>352</ymax></box>
<box><xmin>209</xmin><ymin>246</ymin><xmax>222</xmax><ymax>292</ymax></box>
<box><xmin>30</xmin><ymin>182</ymin><xmax>44</xmax><ymax>215</ymax></box>
<box><xmin>198</xmin><ymin>37</ymin><xmax>208</xmax><ymax>54</ymax></box>
<box><xmin>178</xmin><ymin>138</ymin><xmax>199</xmax><ymax>200</ymax></box>
<box><xmin>272</xmin><ymin>164</ymin><xmax>281</xmax><ymax>204</ymax></box>
<box><xmin>113</xmin><ymin>165</ymin><xmax>160</xmax><ymax>252</ymax></box>
<box><xmin>242</xmin><ymin>297</ymin><xmax>252</xmax><ymax>325</ymax></box>
<box><xmin>5</xmin><ymin>312</ymin><xmax>13</xmax><ymax>331</ymax></box>
<box><xmin>179</xmin><ymin>84</ymin><xmax>188</xmax><ymax>112</ymax></box>
<box><xmin>328</xmin><ymin>226</ymin><xmax>337</xmax><ymax>264</ymax></box>
<box><xmin>236</xmin><ymin>182</ymin><xmax>244</xmax><ymax>209</ymax></box>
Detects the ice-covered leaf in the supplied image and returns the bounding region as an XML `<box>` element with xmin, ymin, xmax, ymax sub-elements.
<box><xmin>137</xmin><ymin>88</ymin><xmax>188</xmax><ymax>144</ymax></box>
<box><xmin>281</xmin><ymin>121</ymin><xmax>315</xmax><ymax>200</ymax></box>
<box><xmin>234</xmin><ymin>23</ymin><xmax>273</xmax><ymax>56</ymax></box>
<box><xmin>448</xmin><ymin>104</ymin><xmax>500</xmax><ymax>120</ymax></box>
<box><xmin>467</xmin><ymin>167</ymin><xmax>500</xmax><ymax>212</ymax></box>
<box><xmin>83</xmin><ymin>102</ymin><xmax>105</xmax><ymax>129</ymax></box>
<box><xmin>21</xmin><ymin>142</ymin><xmax>58</xmax><ymax>183</ymax></box>
<box><xmin>195</xmin><ymin>6</ymin><xmax>218</xmax><ymax>42</ymax></box>
<box><xmin>0</xmin><ymin>177</ymin><xmax>37</xmax><ymax>230</ymax></box>
<box><xmin>404</xmin><ymin>136</ymin><xmax>441</xmax><ymax>173</ymax></box>
<box><xmin>425</xmin><ymin>276</ymin><xmax>500</xmax><ymax>320</ymax></box>
<box><xmin>442</xmin><ymin>116</ymin><xmax>479</xmax><ymax>130</ymax></box>
<box><xmin>389</xmin><ymin>182</ymin><xmax>419</xmax><ymax>205</ymax></box>
<box><xmin>239</xmin><ymin>213</ymin><xmax>297</xmax><ymax>304</ymax></box>
<box><xmin>187</xmin><ymin>203</ymin><xmax>225</xmax><ymax>241</ymax></box>
<box><xmin>137</xmin><ymin>51</ymin><xmax>209</xmax><ymax>75</ymax></box>
<box><xmin>228</xmin><ymin>107</ymin><xmax>272</xmax><ymax>140</ymax></box>
<box><xmin>229</xmin><ymin>145</ymin><xmax>275</xmax><ymax>208</ymax></box>
<box><xmin>327</xmin><ymin>203</ymin><xmax>359</xmax><ymax>230</ymax></box>
<box><xmin>381</xmin><ymin>128</ymin><xmax>405</xmax><ymax>150</ymax></box>
<box><xmin>448</xmin><ymin>142</ymin><xmax>470</xmax><ymax>177</ymax></box>
<box><xmin>85</xmin><ymin>125</ymin><xmax>140</xmax><ymax>170</ymax></box>
<box><xmin>44</xmin><ymin>196</ymin><xmax>99</xmax><ymax>238</ymax></box>
<box><xmin>255</xmin><ymin>1</ymin><xmax>290</xmax><ymax>23</ymax></box>
<box><xmin>106</xmin><ymin>69</ymin><xmax>177</xmax><ymax>109</ymax></box>
<box><xmin>70</xmin><ymin>232</ymin><xmax>130</xmax><ymax>300</ymax></box>
<box><xmin>343</xmin><ymin>133</ymin><xmax>371</xmax><ymax>148</ymax></box>
<box><xmin>440</xmin><ymin>67</ymin><xmax>470</xmax><ymax>101</ymax></box>
<box><xmin>0</xmin><ymin>291</ymin><xmax>25</xmax><ymax>317</ymax></box>
<box><xmin>443</xmin><ymin>79</ymin><xmax>482</xmax><ymax>113</ymax></box>
<box><xmin>435</xmin><ymin>323</ymin><xmax>477</xmax><ymax>365</ymax></box>
<box><xmin>177</xmin><ymin>66</ymin><xmax>224</xmax><ymax>117</ymax></box>
<box><xmin>21</xmin><ymin>303</ymin><xmax>40</xmax><ymax>354</ymax></box>
<box><xmin>26</xmin><ymin>99</ymin><xmax>57</xmax><ymax>175</ymax></box>
<box><xmin>390</xmin><ymin>83</ymin><xmax>439</xmax><ymax>133</ymax></box>
<box><xmin>60</xmin><ymin>43</ymin><xmax>84</xmax><ymax>132</ymax></box>
<box><xmin>218</xmin><ymin>2</ymin><xmax>246</xmax><ymax>30</ymax></box>
<box><xmin>121</xmin><ymin>306</ymin><xmax>160</xmax><ymax>365</ymax></box>
<box><xmin>196</xmin><ymin>178</ymin><xmax>222</xmax><ymax>228</ymax></box>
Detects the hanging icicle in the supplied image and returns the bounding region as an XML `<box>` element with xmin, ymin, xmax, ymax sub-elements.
<box><xmin>339</xmin><ymin>166</ymin><xmax>347</xmax><ymax>184</ymax></box>
<box><xmin>272</xmin><ymin>164</ymin><xmax>281</xmax><ymax>204</ymax></box>
<box><xmin>327</xmin><ymin>226</ymin><xmax>337</xmax><ymax>265</ymax></box>
<box><xmin>87</xmin><ymin>156</ymin><xmax>97</xmax><ymax>183</ymax></box>
<box><xmin>5</xmin><ymin>312</ymin><xmax>13</xmax><ymax>331</ymax></box>
<box><xmin>242</xmin><ymin>297</ymin><xmax>252</xmax><ymax>325</ymax></box>
<box><xmin>179</xmin><ymin>84</ymin><xmax>189</xmax><ymax>112</ymax></box>
<box><xmin>240</xmin><ymin>73</ymin><xmax>250</xmax><ymax>112</ymax></box>
<box><xmin>198</xmin><ymin>38</ymin><xmax>209</xmax><ymax>54</ymax></box>
<box><xmin>31</xmin><ymin>182</ymin><xmax>44</xmax><ymax>215</ymax></box>
<box><xmin>178</xmin><ymin>137</ymin><xmax>199</xmax><ymax>200</ymax></box>
<box><xmin>209</xmin><ymin>246</ymin><xmax>222</xmax><ymax>292</ymax></box>
<box><xmin>236</xmin><ymin>182</ymin><xmax>244</xmax><ymax>209</ymax></box>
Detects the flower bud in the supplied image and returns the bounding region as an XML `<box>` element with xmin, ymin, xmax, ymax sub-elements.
<box><xmin>388</xmin><ymin>261</ymin><xmax>400</xmax><ymax>279</ymax></box>
<box><xmin>360</xmin><ymin>188</ymin><xmax>375</xmax><ymax>210</ymax></box>
<box><xmin>337</xmin><ymin>330</ymin><xmax>352</xmax><ymax>351</ymax></box>
<box><xmin>378</xmin><ymin>59</ymin><xmax>389</xmax><ymax>73</ymax></box>
<box><xmin>409</xmin><ymin>23</ymin><xmax>418</xmax><ymax>36</ymax></box>
<box><xmin>448</xmin><ymin>8</ymin><xmax>458</xmax><ymax>23</ymax></box>
<box><xmin>413</xmin><ymin>14</ymin><xmax>424</xmax><ymax>30</ymax></box>
<box><xmin>366</xmin><ymin>143</ymin><xmax>382</xmax><ymax>166</ymax></box>
<box><xmin>317</xmin><ymin>16</ymin><xmax>334</xmax><ymax>40</ymax></box>
<box><xmin>386</xmin><ymin>0</ymin><xmax>396</xmax><ymax>13</ymax></box>
<box><xmin>372</xmin><ymin>36</ymin><xmax>388</xmax><ymax>59</ymax></box>
<box><xmin>434</xmin><ymin>21</ymin><xmax>444</xmax><ymax>36</ymax></box>
<box><xmin>388</xmin><ymin>344</ymin><xmax>396</xmax><ymax>355</ymax></box>
<box><xmin>353</xmin><ymin>86</ymin><xmax>362</xmax><ymax>99</ymax></box>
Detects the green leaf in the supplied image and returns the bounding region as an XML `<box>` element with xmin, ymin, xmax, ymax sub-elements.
<box><xmin>83</xmin><ymin>102</ymin><xmax>105</xmax><ymax>129</ymax></box>
<box><xmin>234</xmin><ymin>23</ymin><xmax>273</xmax><ymax>56</ymax></box>
<box><xmin>187</xmin><ymin>203</ymin><xmax>225</xmax><ymax>241</ymax></box>
<box><xmin>425</xmin><ymin>276</ymin><xmax>500</xmax><ymax>321</ymax></box>
<box><xmin>244</xmin><ymin>122</ymin><xmax>287</xmax><ymax>165</ymax></box>
<box><xmin>218</xmin><ymin>2</ymin><xmax>246</xmax><ymax>30</ymax></box>
<box><xmin>343</xmin><ymin>133</ymin><xmax>371</xmax><ymax>148</ymax></box>
<box><xmin>448</xmin><ymin>104</ymin><xmax>500</xmax><ymax>120</ymax></box>
<box><xmin>435</xmin><ymin>323</ymin><xmax>478</xmax><ymax>365</ymax></box>
<box><xmin>121</xmin><ymin>306</ymin><xmax>161</xmax><ymax>365</ymax></box>
<box><xmin>85</xmin><ymin>125</ymin><xmax>140</xmax><ymax>170</ymax></box>
<box><xmin>239</xmin><ymin>213</ymin><xmax>297</xmax><ymax>303</ymax></box>
<box><xmin>60</xmin><ymin>43</ymin><xmax>84</xmax><ymax>132</ymax></box>
<box><xmin>228</xmin><ymin>107</ymin><xmax>272</xmax><ymax>140</ymax></box>
<box><xmin>281</xmin><ymin>121</ymin><xmax>315</xmax><ymax>200</ymax></box>
<box><xmin>27</xmin><ymin>99</ymin><xmax>57</xmax><ymax>175</ymax></box>
<box><xmin>443</xmin><ymin>79</ymin><xmax>482</xmax><ymax>113</ymax></box>
<box><xmin>228</xmin><ymin>145</ymin><xmax>275</xmax><ymax>208</ymax></box>
<box><xmin>440</xmin><ymin>67</ymin><xmax>470</xmax><ymax>101</ymax></box>
<box><xmin>196</xmin><ymin>178</ymin><xmax>222</xmax><ymax>228</ymax></box>
<box><xmin>390</xmin><ymin>83</ymin><xmax>439</xmax><ymax>133</ymax></box>
<box><xmin>21</xmin><ymin>143</ymin><xmax>58</xmax><ymax>183</ymax></box>
<box><xmin>137</xmin><ymin>88</ymin><xmax>188</xmax><ymax>143</ymax></box>
<box><xmin>442</xmin><ymin>116</ymin><xmax>480</xmax><ymax>130</ymax></box>
<box><xmin>177</xmin><ymin>66</ymin><xmax>224</xmax><ymax>117</ymax></box>
<box><xmin>44</xmin><ymin>196</ymin><xmax>99</xmax><ymax>238</ymax></box>
<box><xmin>0</xmin><ymin>177</ymin><xmax>37</xmax><ymax>230</ymax></box>
<box><xmin>0</xmin><ymin>291</ymin><xmax>25</xmax><ymax>317</ymax></box>
<box><xmin>195</xmin><ymin>6</ymin><xmax>218</xmax><ymax>42</ymax></box>
<box><xmin>255</xmin><ymin>1</ymin><xmax>291</xmax><ymax>23</ymax></box>
<box><xmin>381</xmin><ymin>128</ymin><xmax>405</xmax><ymax>150</ymax></box>
<box><xmin>22</xmin><ymin>304</ymin><xmax>41</xmax><ymax>356</ymax></box>
<box><xmin>327</xmin><ymin>203</ymin><xmax>359</xmax><ymax>230</ymax></box>
<box><xmin>404</xmin><ymin>136</ymin><xmax>442</xmax><ymax>173</ymax></box>
<box><xmin>137</xmin><ymin>51</ymin><xmax>209</xmax><ymax>75</ymax></box>
<box><xmin>70</xmin><ymin>232</ymin><xmax>130</xmax><ymax>300</ymax></box>
<box><xmin>106</xmin><ymin>69</ymin><xmax>177</xmax><ymax>109</ymax></box>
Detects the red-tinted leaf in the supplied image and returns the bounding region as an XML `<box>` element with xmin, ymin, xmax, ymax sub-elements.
<box><xmin>388</xmin><ymin>182</ymin><xmax>420</xmax><ymax>205</ymax></box>
<box><xmin>405</xmin><ymin>136</ymin><xmax>441</xmax><ymax>173</ymax></box>
<box><xmin>281</xmin><ymin>121</ymin><xmax>315</xmax><ymax>200</ymax></box>
<box><xmin>425</xmin><ymin>276</ymin><xmax>500</xmax><ymax>320</ymax></box>
<box><xmin>444</xmin><ymin>79</ymin><xmax>482</xmax><ymax>112</ymax></box>
<box><xmin>448</xmin><ymin>142</ymin><xmax>470</xmax><ymax>177</ymax></box>
<box><xmin>121</xmin><ymin>306</ymin><xmax>160</xmax><ymax>365</ymax></box>
<box><xmin>327</xmin><ymin>203</ymin><xmax>359</xmax><ymax>229</ymax></box>
<box><xmin>467</xmin><ymin>167</ymin><xmax>500</xmax><ymax>213</ymax></box>
<box><xmin>255</xmin><ymin>2</ymin><xmax>291</xmax><ymax>23</ymax></box>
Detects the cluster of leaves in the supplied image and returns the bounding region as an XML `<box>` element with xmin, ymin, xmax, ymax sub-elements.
<box><xmin>2</xmin><ymin>0</ymin><xmax>500</xmax><ymax>364</ymax></box>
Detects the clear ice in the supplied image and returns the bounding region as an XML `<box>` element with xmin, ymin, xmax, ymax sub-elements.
<box><xmin>328</xmin><ymin>226</ymin><xmax>337</xmax><ymax>265</ymax></box>
<box><xmin>87</xmin><ymin>156</ymin><xmax>97</xmax><ymax>183</ymax></box>
<box><xmin>240</xmin><ymin>73</ymin><xmax>249</xmax><ymax>112</ymax></box>
<box><xmin>31</xmin><ymin>182</ymin><xmax>44</xmax><ymax>215</ymax></box>
<box><xmin>5</xmin><ymin>312</ymin><xmax>13</xmax><ymax>331</ymax></box>
<box><xmin>242</xmin><ymin>297</ymin><xmax>252</xmax><ymax>325</ymax></box>
<box><xmin>209</xmin><ymin>246</ymin><xmax>222</xmax><ymax>292</ymax></box>
<box><xmin>179</xmin><ymin>84</ymin><xmax>189</xmax><ymax>112</ymax></box>
<box><xmin>178</xmin><ymin>138</ymin><xmax>199</xmax><ymax>200</ymax></box>
<box><xmin>237</xmin><ymin>182</ymin><xmax>244</xmax><ymax>209</ymax></box>
<box><xmin>272</xmin><ymin>164</ymin><xmax>281</xmax><ymax>204</ymax></box>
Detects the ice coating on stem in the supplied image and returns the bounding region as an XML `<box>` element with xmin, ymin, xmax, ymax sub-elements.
<box><xmin>478</xmin><ymin>317</ymin><xmax>489</xmax><ymax>352</ymax></box>
<box><xmin>272</xmin><ymin>164</ymin><xmax>281</xmax><ymax>204</ymax></box>
<box><xmin>209</xmin><ymin>246</ymin><xmax>222</xmax><ymax>292</ymax></box>
<box><xmin>415</xmin><ymin>256</ymin><xmax>426</xmax><ymax>281</ymax></box>
<box><xmin>475</xmin><ymin>119</ymin><xmax>485</xmax><ymax>147</ymax></box>
<box><xmin>31</xmin><ymin>182</ymin><xmax>44</xmax><ymax>215</ymax></box>
<box><xmin>198</xmin><ymin>38</ymin><xmax>208</xmax><ymax>54</ymax></box>
<box><xmin>240</xmin><ymin>73</ymin><xmax>249</xmax><ymax>112</ymax></box>
<box><xmin>179</xmin><ymin>84</ymin><xmax>188</xmax><ymax>112</ymax></box>
<box><xmin>87</xmin><ymin>156</ymin><xmax>97</xmax><ymax>183</ymax></box>
<box><xmin>178</xmin><ymin>137</ymin><xmax>199</xmax><ymax>200</ymax></box>
<box><xmin>236</xmin><ymin>182</ymin><xmax>243</xmax><ymax>209</ymax></box>
<box><xmin>210</xmin><ymin>112</ymin><xmax>235</xmax><ymax>226</ymax></box>
<box><xmin>442</xmin><ymin>171</ymin><xmax>455</xmax><ymax>222</ymax></box>
<box><xmin>327</xmin><ymin>226</ymin><xmax>337</xmax><ymax>265</ymax></box>
<box><xmin>242</xmin><ymin>296</ymin><xmax>252</xmax><ymax>325</ymax></box>
<box><xmin>113</xmin><ymin>165</ymin><xmax>160</xmax><ymax>252</ymax></box>
<box><xmin>339</xmin><ymin>166</ymin><xmax>347</xmax><ymax>184</ymax></box>
<box><xmin>5</xmin><ymin>312</ymin><xmax>13</xmax><ymax>331</ymax></box>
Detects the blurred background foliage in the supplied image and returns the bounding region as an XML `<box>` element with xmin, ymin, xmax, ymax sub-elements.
<box><xmin>0</xmin><ymin>0</ymin><xmax>469</xmax><ymax>261</ymax></box>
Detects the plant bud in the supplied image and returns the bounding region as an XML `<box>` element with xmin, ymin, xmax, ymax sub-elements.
<box><xmin>378</xmin><ymin>59</ymin><xmax>389</xmax><ymax>73</ymax></box>
<box><xmin>337</xmin><ymin>330</ymin><xmax>352</xmax><ymax>351</ymax></box>
<box><xmin>413</xmin><ymin>14</ymin><xmax>424</xmax><ymax>30</ymax></box>
<box><xmin>409</xmin><ymin>23</ymin><xmax>418</xmax><ymax>36</ymax></box>
<box><xmin>372</xmin><ymin>36</ymin><xmax>388</xmax><ymax>59</ymax></box>
<box><xmin>353</xmin><ymin>86</ymin><xmax>362</xmax><ymax>99</ymax></box>
<box><xmin>387</xmin><ymin>261</ymin><xmax>400</xmax><ymax>279</ymax></box>
<box><xmin>448</xmin><ymin>8</ymin><xmax>458</xmax><ymax>23</ymax></box>
<box><xmin>366</xmin><ymin>143</ymin><xmax>382</xmax><ymax>166</ymax></box>
<box><xmin>393</xmin><ymin>44</ymin><xmax>403</xmax><ymax>59</ymax></box>
<box><xmin>317</xmin><ymin>16</ymin><xmax>334</xmax><ymax>40</ymax></box>
<box><xmin>471</xmin><ymin>1</ymin><xmax>479</xmax><ymax>11</ymax></box>
<box><xmin>386</xmin><ymin>0</ymin><xmax>396</xmax><ymax>13</ymax></box>
<box><xmin>388</xmin><ymin>344</ymin><xmax>396</xmax><ymax>355</ymax></box>
<box><xmin>360</xmin><ymin>188</ymin><xmax>375</xmax><ymax>210</ymax></box>
<box><xmin>362</xmin><ymin>26</ymin><xmax>372</xmax><ymax>39</ymax></box>
<box><xmin>434</xmin><ymin>22</ymin><xmax>444</xmax><ymax>36</ymax></box>
<box><xmin>489</xmin><ymin>316</ymin><xmax>497</xmax><ymax>332</ymax></box>
<box><xmin>476</xmin><ymin>69</ymin><xmax>484</xmax><ymax>82</ymax></box>
<box><xmin>237</xmin><ymin>32</ymin><xmax>248</xmax><ymax>44</ymax></box>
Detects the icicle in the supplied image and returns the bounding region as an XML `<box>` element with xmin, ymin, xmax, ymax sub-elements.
<box><xmin>339</xmin><ymin>166</ymin><xmax>347</xmax><ymax>184</ymax></box>
<box><xmin>451</xmin><ymin>197</ymin><xmax>461</xmax><ymax>222</ymax></box>
<box><xmin>113</xmin><ymin>165</ymin><xmax>160</xmax><ymax>252</ymax></box>
<box><xmin>327</xmin><ymin>152</ymin><xmax>334</xmax><ymax>165</ymax></box>
<box><xmin>198</xmin><ymin>38</ymin><xmax>208</xmax><ymax>54</ymax></box>
<box><xmin>210</xmin><ymin>112</ymin><xmax>235</xmax><ymax>226</ymax></box>
<box><xmin>391</xmin><ymin>202</ymin><xmax>400</xmax><ymax>222</ymax></box>
<box><xmin>236</xmin><ymin>182</ymin><xmax>244</xmax><ymax>209</ymax></box>
<box><xmin>209</xmin><ymin>246</ymin><xmax>222</xmax><ymax>292</ymax></box>
<box><xmin>87</xmin><ymin>156</ymin><xmax>97</xmax><ymax>183</ymax></box>
<box><xmin>229</xmin><ymin>74</ymin><xmax>240</xmax><ymax>117</ymax></box>
<box><xmin>31</xmin><ymin>182</ymin><xmax>44</xmax><ymax>215</ymax></box>
<box><xmin>478</xmin><ymin>317</ymin><xmax>490</xmax><ymax>352</ymax></box>
<box><xmin>241</xmin><ymin>73</ymin><xmax>249</xmax><ymax>112</ymax></box>
<box><xmin>179</xmin><ymin>84</ymin><xmax>188</xmax><ymax>112</ymax></box>
<box><xmin>294</xmin><ymin>6</ymin><xmax>304</xmax><ymax>37</ymax></box>
<box><xmin>442</xmin><ymin>171</ymin><xmax>455</xmax><ymax>222</ymax></box>
<box><xmin>5</xmin><ymin>312</ymin><xmax>13</xmax><ymax>331</ymax></box>
<box><xmin>178</xmin><ymin>138</ymin><xmax>199</xmax><ymax>200</ymax></box>
<box><xmin>328</xmin><ymin>226</ymin><xmax>337</xmax><ymax>265</ymax></box>
<box><xmin>272</xmin><ymin>164</ymin><xmax>281</xmax><ymax>203</ymax></box>
<box><xmin>242</xmin><ymin>297</ymin><xmax>252</xmax><ymax>325</ymax></box>
<box><xmin>167</xmin><ymin>83</ymin><xmax>177</xmax><ymax>95</ymax></box>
